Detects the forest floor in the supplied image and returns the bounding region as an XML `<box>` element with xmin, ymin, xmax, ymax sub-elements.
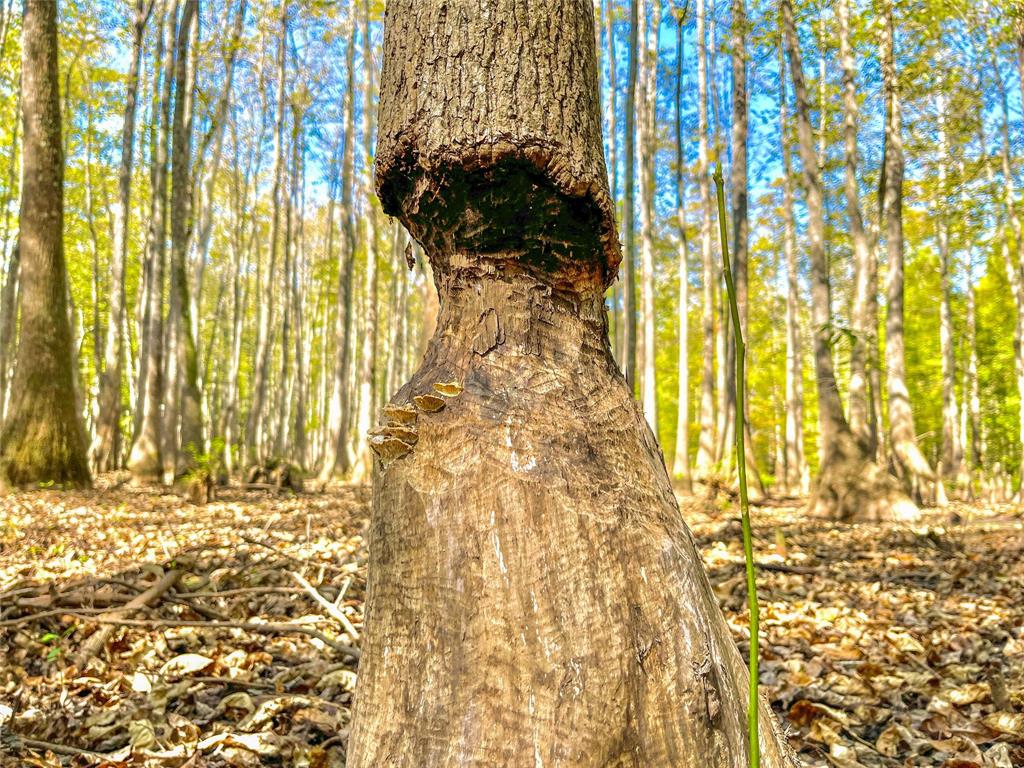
<box><xmin>0</xmin><ymin>478</ymin><xmax>1021</xmax><ymax>768</ymax></box>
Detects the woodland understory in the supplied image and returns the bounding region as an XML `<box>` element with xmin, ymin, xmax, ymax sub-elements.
<box><xmin>0</xmin><ymin>479</ymin><xmax>1021</xmax><ymax>768</ymax></box>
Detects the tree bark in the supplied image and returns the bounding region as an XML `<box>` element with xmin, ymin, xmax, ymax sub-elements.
<box><xmin>879</xmin><ymin>4</ymin><xmax>943</xmax><ymax>506</ymax></box>
<box><xmin>638</xmin><ymin>0</ymin><xmax>660</xmax><ymax>432</ymax></box>
<box><xmin>781</xmin><ymin>0</ymin><xmax>916</xmax><ymax>521</ymax></box>
<box><xmin>0</xmin><ymin>0</ymin><xmax>90</xmax><ymax>488</ymax></box>
<box><xmin>672</xmin><ymin>7</ymin><xmax>691</xmax><ymax>489</ymax></box>
<box><xmin>348</xmin><ymin>2</ymin><xmax>797</xmax><ymax>765</ymax></box>
<box><xmin>695</xmin><ymin>0</ymin><xmax>716</xmax><ymax>476</ymax></box>
<box><xmin>777</xmin><ymin>34</ymin><xmax>807</xmax><ymax>496</ymax></box>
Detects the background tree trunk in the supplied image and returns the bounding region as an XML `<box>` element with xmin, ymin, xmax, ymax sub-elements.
<box><xmin>695</xmin><ymin>0</ymin><xmax>716</xmax><ymax>476</ymax></box>
<box><xmin>777</xmin><ymin>35</ymin><xmax>807</xmax><ymax>496</ymax></box>
<box><xmin>672</xmin><ymin>7</ymin><xmax>691</xmax><ymax>488</ymax></box>
<box><xmin>879</xmin><ymin>3</ymin><xmax>943</xmax><ymax>506</ymax></box>
<box><xmin>638</xmin><ymin>0</ymin><xmax>660</xmax><ymax>432</ymax></box>
<box><xmin>623</xmin><ymin>0</ymin><xmax>639</xmax><ymax>391</ymax></box>
<box><xmin>781</xmin><ymin>0</ymin><xmax>915</xmax><ymax>521</ymax></box>
<box><xmin>348</xmin><ymin>1</ymin><xmax>796</xmax><ymax>765</ymax></box>
<box><xmin>0</xmin><ymin>0</ymin><xmax>90</xmax><ymax>488</ymax></box>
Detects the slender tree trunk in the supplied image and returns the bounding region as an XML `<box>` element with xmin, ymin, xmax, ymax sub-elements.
<box><xmin>777</xmin><ymin>35</ymin><xmax>807</xmax><ymax>496</ymax></box>
<box><xmin>839</xmin><ymin>0</ymin><xmax>876</xmax><ymax>455</ymax></box>
<box><xmin>695</xmin><ymin>0</ymin><xmax>716</xmax><ymax>475</ymax></box>
<box><xmin>781</xmin><ymin>0</ymin><xmax>915</xmax><ymax>521</ymax></box>
<box><xmin>879</xmin><ymin>3</ymin><xmax>943</xmax><ymax>506</ymax></box>
<box><xmin>964</xmin><ymin>246</ymin><xmax>982</xmax><ymax>476</ymax></box>
<box><xmin>637</xmin><ymin>0</ymin><xmax>659</xmax><ymax>432</ymax></box>
<box><xmin>934</xmin><ymin>92</ymin><xmax>965</xmax><ymax>490</ymax></box>
<box><xmin>623</xmin><ymin>0</ymin><xmax>639</xmax><ymax>390</ymax></box>
<box><xmin>247</xmin><ymin>0</ymin><xmax>288</xmax><ymax>464</ymax></box>
<box><xmin>672</xmin><ymin>8</ymin><xmax>691</xmax><ymax>488</ymax></box>
<box><xmin>167</xmin><ymin>0</ymin><xmax>202</xmax><ymax>471</ymax></box>
<box><xmin>994</xmin><ymin>60</ymin><xmax>1024</xmax><ymax>501</ymax></box>
<box><xmin>92</xmin><ymin>0</ymin><xmax>153</xmax><ymax>473</ymax></box>
<box><xmin>348</xmin><ymin>3</ymin><xmax>797</xmax><ymax>764</ymax></box>
<box><xmin>603</xmin><ymin>0</ymin><xmax>622</xmax><ymax>363</ymax></box>
<box><xmin>129</xmin><ymin>0</ymin><xmax>174</xmax><ymax>483</ymax></box>
<box><xmin>0</xmin><ymin>0</ymin><xmax>90</xmax><ymax>488</ymax></box>
<box><xmin>319</xmin><ymin>15</ymin><xmax>358</xmax><ymax>481</ymax></box>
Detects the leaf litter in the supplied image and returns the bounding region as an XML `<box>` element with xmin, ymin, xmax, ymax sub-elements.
<box><xmin>0</xmin><ymin>478</ymin><xmax>1020</xmax><ymax>767</ymax></box>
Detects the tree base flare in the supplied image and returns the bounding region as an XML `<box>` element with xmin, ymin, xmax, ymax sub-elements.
<box><xmin>809</xmin><ymin>431</ymin><xmax>919</xmax><ymax>523</ymax></box>
<box><xmin>0</xmin><ymin>406</ymin><xmax>90</xmax><ymax>490</ymax></box>
<box><xmin>348</xmin><ymin>268</ymin><xmax>797</xmax><ymax>767</ymax></box>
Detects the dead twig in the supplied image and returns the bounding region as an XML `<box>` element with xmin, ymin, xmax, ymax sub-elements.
<box><xmin>290</xmin><ymin>570</ymin><xmax>360</xmax><ymax>640</ymax></box>
<box><xmin>73</xmin><ymin>569</ymin><xmax>182</xmax><ymax>664</ymax></box>
<box><xmin>64</xmin><ymin>613</ymin><xmax>361</xmax><ymax>660</ymax></box>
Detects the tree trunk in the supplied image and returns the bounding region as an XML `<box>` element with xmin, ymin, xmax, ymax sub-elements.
<box><xmin>994</xmin><ymin>58</ymin><xmax>1024</xmax><ymax>501</ymax></box>
<box><xmin>247</xmin><ymin>0</ymin><xmax>288</xmax><ymax>464</ymax></box>
<box><xmin>695</xmin><ymin>0</ymin><xmax>716</xmax><ymax>476</ymax></box>
<box><xmin>934</xmin><ymin>92</ymin><xmax>965</xmax><ymax>491</ymax></box>
<box><xmin>777</xmin><ymin>35</ymin><xmax>807</xmax><ymax>496</ymax></box>
<box><xmin>92</xmin><ymin>0</ymin><xmax>152</xmax><ymax>473</ymax></box>
<box><xmin>622</xmin><ymin>0</ymin><xmax>639</xmax><ymax>390</ymax></box>
<box><xmin>879</xmin><ymin>4</ymin><xmax>943</xmax><ymax>506</ymax></box>
<box><xmin>167</xmin><ymin>0</ymin><xmax>202</xmax><ymax>470</ymax></box>
<box><xmin>319</xmin><ymin>15</ymin><xmax>358</xmax><ymax>481</ymax></box>
<box><xmin>129</xmin><ymin>0</ymin><xmax>174</xmax><ymax>483</ymax></box>
<box><xmin>602</xmin><ymin>0</ymin><xmax>622</xmax><ymax>364</ymax></box>
<box><xmin>672</xmin><ymin>8</ymin><xmax>691</xmax><ymax>489</ymax></box>
<box><xmin>348</xmin><ymin>2</ymin><xmax>797</xmax><ymax>765</ymax></box>
<box><xmin>781</xmin><ymin>0</ymin><xmax>915</xmax><ymax>521</ymax></box>
<box><xmin>839</xmin><ymin>0</ymin><xmax>877</xmax><ymax>455</ymax></box>
<box><xmin>638</xmin><ymin>0</ymin><xmax>659</xmax><ymax>432</ymax></box>
<box><xmin>0</xmin><ymin>0</ymin><xmax>90</xmax><ymax>488</ymax></box>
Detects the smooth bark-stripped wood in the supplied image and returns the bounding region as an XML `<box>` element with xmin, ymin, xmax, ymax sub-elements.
<box><xmin>781</xmin><ymin>0</ymin><xmax>915</xmax><ymax>521</ymax></box>
<box><xmin>348</xmin><ymin>2</ymin><xmax>796</xmax><ymax>765</ymax></box>
<box><xmin>0</xmin><ymin>0</ymin><xmax>90</xmax><ymax>488</ymax></box>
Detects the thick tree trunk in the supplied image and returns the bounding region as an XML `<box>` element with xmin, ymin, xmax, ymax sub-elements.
<box><xmin>777</xmin><ymin>37</ymin><xmax>807</xmax><ymax>496</ymax></box>
<box><xmin>348</xmin><ymin>2</ymin><xmax>797</xmax><ymax>765</ymax></box>
<box><xmin>879</xmin><ymin>4</ymin><xmax>943</xmax><ymax>506</ymax></box>
<box><xmin>92</xmin><ymin>0</ymin><xmax>152</xmax><ymax>473</ymax></box>
<box><xmin>0</xmin><ymin>0</ymin><xmax>90</xmax><ymax>488</ymax></box>
<box><xmin>781</xmin><ymin>0</ymin><xmax>915</xmax><ymax>521</ymax></box>
<box><xmin>695</xmin><ymin>0</ymin><xmax>716</xmax><ymax>476</ymax></box>
<box><xmin>672</xmin><ymin>9</ymin><xmax>691</xmax><ymax>489</ymax></box>
<box><xmin>129</xmin><ymin>0</ymin><xmax>174</xmax><ymax>483</ymax></box>
<box><xmin>839</xmin><ymin>0</ymin><xmax>877</xmax><ymax>455</ymax></box>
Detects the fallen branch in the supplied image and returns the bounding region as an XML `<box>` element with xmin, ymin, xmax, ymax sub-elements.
<box><xmin>290</xmin><ymin>571</ymin><xmax>360</xmax><ymax>640</ymax></box>
<box><xmin>73</xmin><ymin>569</ymin><xmax>182</xmax><ymax>664</ymax></box>
<box><xmin>65</xmin><ymin>613</ymin><xmax>361</xmax><ymax>660</ymax></box>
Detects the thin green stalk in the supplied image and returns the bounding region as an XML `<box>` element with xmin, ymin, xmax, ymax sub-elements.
<box><xmin>712</xmin><ymin>160</ymin><xmax>760</xmax><ymax>768</ymax></box>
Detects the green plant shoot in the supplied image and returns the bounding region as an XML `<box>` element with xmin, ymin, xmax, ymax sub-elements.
<box><xmin>713</xmin><ymin>160</ymin><xmax>761</xmax><ymax>768</ymax></box>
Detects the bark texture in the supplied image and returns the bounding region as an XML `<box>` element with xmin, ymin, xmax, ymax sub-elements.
<box><xmin>0</xmin><ymin>0</ymin><xmax>90</xmax><ymax>488</ymax></box>
<box><xmin>348</xmin><ymin>2</ymin><xmax>796</xmax><ymax>765</ymax></box>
